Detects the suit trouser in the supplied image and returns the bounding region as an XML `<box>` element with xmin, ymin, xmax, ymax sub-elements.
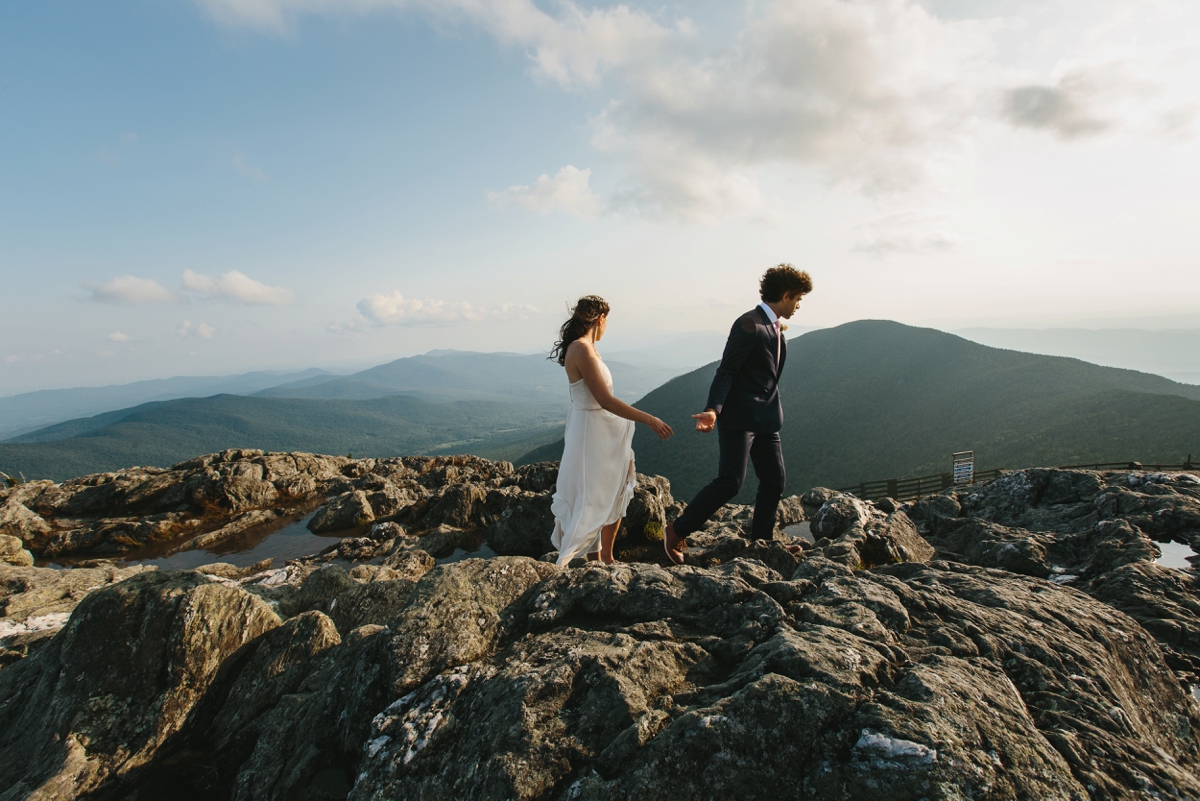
<box><xmin>673</xmin><ymin>425</ymin><xmax>785</xmax><ymax>541</ymax></box>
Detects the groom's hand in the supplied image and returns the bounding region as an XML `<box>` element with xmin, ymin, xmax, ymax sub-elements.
<box><xmin>692</xmin><ymin>410</ymin><xmax>717</xmax><ymax>433</ymax></box>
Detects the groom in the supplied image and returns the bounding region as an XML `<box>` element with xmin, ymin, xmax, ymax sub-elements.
<box><xmin>664</xmin><ymin>264</ymin><xmax>812</xmax><ymax>564</ymax></box>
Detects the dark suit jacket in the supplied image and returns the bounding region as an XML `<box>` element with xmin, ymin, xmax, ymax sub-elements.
<box><xmin>705</xmin><ymin>306</ymin><xmax>787</xmax><ymax>433</ymax></box>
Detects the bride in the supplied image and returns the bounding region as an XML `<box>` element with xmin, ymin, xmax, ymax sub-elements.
<box><xmin>549</xmin><ymin>296</ymin><xmax>673</xmax><ymax>566</ymax></box>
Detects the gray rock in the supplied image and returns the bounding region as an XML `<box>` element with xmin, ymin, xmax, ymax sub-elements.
<box><xmin>775</xmin><ymin>493</ymin><xmax>806</xmax><ymax>527</ymax></box>
<box><xmin>622</xmin><ymin>473</ymin><xmax>675</xmax><ymax>543</ymax></box>
<box><xmin>3</xmin><ymin>463</ymin><xmax>1199</xmax><ymax>800</ymax></box>
<box><xmin>381</xmin><ymin>548</ymin><xmax>436</xmax><ymax>580</ymax></box>
<box><xmin>0</xmin><ymin>534</ymin><xmax>33</xmax><ymax>567</ymax></box>
<box><xmin>0</xmin><ymin>571</ymin><xmax>279</xmax><ymax>797</ymax></box>
<box><xmin>807</xmin><ymin>495</ymin><xmax>933</xmax><ymax>570</ymax></box>
<box><xmin>0</xmin><ymin>562</ymin><xmax>156</xmax><ymax>659</ymax></box>
<box><xmin>309</xmin><ymin>489</ymin><xmax>375</xmax><ymax>533</ymax></box>
<box><xmin>485</xmin><ymin>491</ymin><xmax>555</xmax><ymax>556</ymax></box>
<box><xmin>0</xmin><ymin>499</ymin><xmax>50</xmax><ymax>550</ymax></box>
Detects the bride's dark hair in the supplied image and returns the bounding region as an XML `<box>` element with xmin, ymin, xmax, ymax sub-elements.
<box><xmin>550</xmin><ymin>295</ymin><xmax>610</xmax><ymax>366</ymax></box>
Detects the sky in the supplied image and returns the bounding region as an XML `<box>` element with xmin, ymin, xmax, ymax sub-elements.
<box><xmin>2</xmin><ymin>0</ymin><xmax>1199</xmax><ymax>394</ymax></box>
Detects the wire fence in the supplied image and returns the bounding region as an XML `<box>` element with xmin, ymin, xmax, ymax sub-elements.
<box><xmin>837</xmin><ymin>458</ymin><xmax>1198</xmax><ymax>502</ymax></box>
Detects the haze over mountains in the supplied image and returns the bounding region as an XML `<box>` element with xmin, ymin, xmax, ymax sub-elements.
<box><xmin>955</xmin><ymin>327</ymin><xmax>1200</xmax><ymax>386</ymax></box>
<box><xmin>0</xmin><ymin>350</ymin><xmax>688</xmax><ymax>481</ymax></box>
<box><xmin>0</xmin><ymin>369</ymin><xmax>333</xmax><ymax>441</ymax></box>
<box><xmin>0</xmin><ymin>344</ymin><xmax>704</xmax><ymax>441</ymax></box>
<box><xmin>252</xmin><ymin>350</ymin><xmax>681</xmax><ymax>403</ymax></box>
<box><xmin>3</xmin><ymin>322</ymin><xmax>1199</xmax><ymax>494</ymax></box>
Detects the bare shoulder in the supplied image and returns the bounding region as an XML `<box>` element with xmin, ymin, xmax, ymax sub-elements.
<box><xmin>564</xmin><ymin>339</ymin><xmax>597</xmax><ymax>368</ymax></box>
<box><xmin>566</xmin><ymin>339</ymin><xmax>596</xmax><ymax>358</ymax></box>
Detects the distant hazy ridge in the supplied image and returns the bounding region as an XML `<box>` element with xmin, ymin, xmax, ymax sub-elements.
<box><xmin>4</xmin><ymin>322</ymin><xmax>1199</xmax><ymax>492</ymax></box>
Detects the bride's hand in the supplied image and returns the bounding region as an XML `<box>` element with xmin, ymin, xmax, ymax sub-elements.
<box><xmin>646</xmin><ymin>416</ymin><xmax>674</xmax><ymax>440</ymax></box>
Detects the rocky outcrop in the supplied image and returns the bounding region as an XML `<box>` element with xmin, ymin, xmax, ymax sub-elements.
<box><xmin>905</xmin><ymin>467</ymin><xmax>1200</xmax><ymax>684</ymax></box>
<box><xmin>0</xmin><ymin>450</ymin><xmax>355</xmax><ymax>558</ymax></box>
<box><xmin>0</xmin><ymin>571</ymin><xmax>279</xmax><ymax>798</ymax></box>
<box><xmin>0</xmin><ymin>534</ymin><xmax>33</xmax><ymax>567</ymax></box>
<box><xmin>0</xmin><ymin>450</ymin><xmax>812</xmax><ymax>566</ymax></box>
<box><xmin>2</xmin><ymin>545</ymin><xmax>1195</xmax><ymax>799</ymax></box>
<box><xmin>1</xmin><ymin>460</ymin><xmax>1198</xmax><ymax>800</ymax></box>
<box><xmin>0</xmin><ymin>561</ymin><xmax>156</xmax><ymax>666</ymax></box>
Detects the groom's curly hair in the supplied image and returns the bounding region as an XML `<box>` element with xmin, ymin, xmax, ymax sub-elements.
<box><xmin>760</xmin><ymin>264</ymin><xmax>813</xmax><ymax>302</ymax></box>
<box><xmin>550</xmin><ymin>295</ymin><xmax>610</xmax><ymax>366</ymax></box>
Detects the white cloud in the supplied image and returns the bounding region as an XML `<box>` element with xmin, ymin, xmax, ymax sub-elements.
<box><xmin>357</xmin><ymin>292</ymin><xmax>487</xmax><ymax>326</ymax></box>
<box><xmin>195</xmin><ymin>0</ymin><xmax>676</xmax><ymax>89</ymax></box>
<box><xmin>852</xmin><ymin>210</ymin><xmax>963</xmax><ymax>258</ymax></box>
<box><xmin>178</xmin><ymin>319</ymin><xmax>216</xmax><ymax>339</ymax></box>
<box><xmin>107</xmin><ymin>331</ymin><xmax>131</xmax><ymax>342</ymax></box>
<box><xmin>493</xmin><ymin>302</ymin><xmax>540</xmax><ymax>320</ymax></box>
<box><xmin>87</xmin><ymin>276</ymin><xmax>176</xmax><ymax>304</ymax></box>
<box><xmin>182</xmin><ymin>269</ymin><xmax>294</xmax><ymax>305</ymax></box>
<box><xmin>198</xmin><ymin>0</ymin><xmax>1200</xmax><ymax>221</ymax></box>
<box><xmin>488</xmin><ymin>165</ymin><xmax>605</xmax><ymax>218</ymax></box>
<box><xmin>351</xmin><ymin>293</ymin><xmax>540</xmax><ymax>327</ymax></box>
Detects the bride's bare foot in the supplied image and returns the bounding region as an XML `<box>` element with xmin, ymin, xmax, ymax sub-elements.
<box><xmin>586</xmin><ymin>551</ymin><xmax>600</xmax><ymax>561</ymax></box>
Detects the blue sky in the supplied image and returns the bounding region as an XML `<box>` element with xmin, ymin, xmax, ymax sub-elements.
<box><xmin>3</xmin><ymin>0</ymin><xmax>1200</xmax><ymax>393</ymax></box>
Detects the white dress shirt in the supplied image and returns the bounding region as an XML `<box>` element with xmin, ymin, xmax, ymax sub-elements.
<box><xmin>758</xmin><ymin>301</ymin><xmax>779</xmax><ymax>325</ymax></box>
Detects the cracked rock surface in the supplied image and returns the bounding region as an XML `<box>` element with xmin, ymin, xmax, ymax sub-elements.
<box><xmin>0</xmin><ymin>462</ymin><xmax>1197</xmax><ymax>799</ymax></box>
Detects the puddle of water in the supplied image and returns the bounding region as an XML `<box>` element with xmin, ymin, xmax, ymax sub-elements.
<box><xmin>113</xmin><ymin>511</ymin><xmax>338</xmax><ymax>572</ymax></box>
<box><xmin>783</xmin><ymin>522</ymin><xmax>814</xmax><ymax>545</ymax></box>
<box><xmin>437</xmin><ymin>544</ymin><xmax>498</xmax><ymax>565</ymax></box>
<box><xmin>1156</xmin><ymin>541</ymin><xmax>1198</xmax><ymax>571</ymax></box>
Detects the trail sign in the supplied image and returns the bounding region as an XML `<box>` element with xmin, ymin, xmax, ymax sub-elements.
<box><xmin>952</xmin><ymin>451</ymin><xmax>975</xmax><ymax>485</ymax></box>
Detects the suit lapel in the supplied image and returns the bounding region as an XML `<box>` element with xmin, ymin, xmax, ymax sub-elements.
<box><xmin>753</xmin><ymin>306</ymin><xmax>785</xmax><ymax>377</ymax></box>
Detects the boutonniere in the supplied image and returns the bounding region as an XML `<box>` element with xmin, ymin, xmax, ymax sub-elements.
<box><xmin>780</xmin><ymin>324</ymin><xmax>788</xmax><ymax>332</ymax></box>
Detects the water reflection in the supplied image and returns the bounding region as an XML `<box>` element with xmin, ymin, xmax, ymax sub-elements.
<box><xmin>115</xmin><ymin>511</ymin><xmax>335</xmax><ymax>571</ymax></box>
<box><xmin>437</xmin><ymin>544</ymin><xmax>498</xmax><ymax>565</ymax></box>
<box><xmin>783</xmin><ymin>522</ymin><xmax>814</xmax><ymax>544</ymax></box>
<box><xmin>1156</xmin><ymin>541</ymin><xmax>1198</xmax><ymax>571</ymax></box>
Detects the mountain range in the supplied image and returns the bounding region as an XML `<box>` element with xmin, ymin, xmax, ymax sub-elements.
<box><xmin>522</xmin><ymin>320</ymin><xmax>1200</xmax><ymax>501</ymax></box>
<box><xmin>0</xmin><ymin>351</ymin><xmax>680</xmax><ymax>481</ymax></box>
<box><xmin>4</xmin><ymin>321</ymin><xmax>1199</xmax><ymax>493</ymax></box>
<box><xmin>0</xmin><ymin>368</ymin><xmax>332</xmax><ymax>441</ymax></box>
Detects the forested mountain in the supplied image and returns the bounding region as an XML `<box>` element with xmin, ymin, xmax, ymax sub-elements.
<box><xmin>522</xmin><ymin>320</ymin><xmax>1200</xmax><ymax>501</ymax></box>
<box><xmin>0</xmin><ymin>395</ymin><xmax>563</xmax><ymax>481</ymax></box>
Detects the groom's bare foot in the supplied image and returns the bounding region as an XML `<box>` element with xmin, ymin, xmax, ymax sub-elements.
<box><xmin>663</xmin><ymin>522</ymin><xmax>686</xmax><ymax>565</ymax></box>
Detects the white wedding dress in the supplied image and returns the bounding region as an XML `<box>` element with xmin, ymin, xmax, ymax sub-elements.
<box><xmin>550</xmin><ymin>359</ymin><xmax>637</xmax><ymax>566</ymax></box>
